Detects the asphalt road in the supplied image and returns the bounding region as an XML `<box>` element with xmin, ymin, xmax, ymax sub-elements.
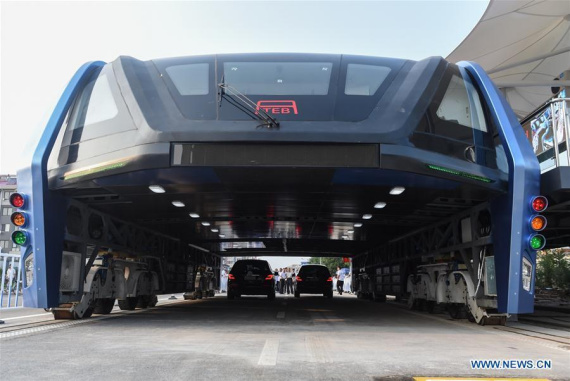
<box><xmin>1</xmin><ymin>293</ymin><xmax>569</xmax><ymax>381</ymax></box>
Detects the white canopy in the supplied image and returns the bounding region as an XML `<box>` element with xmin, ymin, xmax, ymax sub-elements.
<box><xmin>447</xmin><ymin>0</ymin><xmax>570</xmax><ymax>119</ymax></box>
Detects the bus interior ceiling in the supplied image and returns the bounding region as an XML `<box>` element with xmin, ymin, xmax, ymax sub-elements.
<box><xmin>57</xmin><ymin>164</ymin><xmax>504</xmax><ymax>260</ymax></box>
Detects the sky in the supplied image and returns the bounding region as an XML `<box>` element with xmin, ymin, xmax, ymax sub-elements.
<box><xmin>0</xmin><ymin>0</ymin><xmax>489</xmax><ymax>174</ymax></box>
<box><xmin>0</xmin><ymin>0</ymin><xmax>489</xmax><ymax>267</ymax></box>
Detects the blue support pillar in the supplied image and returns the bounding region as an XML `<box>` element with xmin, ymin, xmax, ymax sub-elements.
<box><xmin>17</xmin><ymin>61</ymin><xmax>105</xmax><ymax>308</ymax></box>
<box><xmin>459</xmin><ymin>61</ymin><xmax>541</xmax><ymax>314</ymax></box>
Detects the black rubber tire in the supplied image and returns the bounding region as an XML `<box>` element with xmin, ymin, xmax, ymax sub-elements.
<box><xmin>227</xmin><ymin>292</ymin><xmax>235</xmax><ymax>300</ymax></box>
<box><xmin>268</xmin><ymin>292</ymin><xmax>275</xmax><ymax>300</ymax></box>
<box><xmin>373</xmin><ymin>293</ymin><xmax>387</xmax><ymax>303</ymax></box>
<box><xmin>81</xmin><ymin>306</ymin><xmax>94</xmax><ymax>319</ymax></box>
<box><xmin>448</xmin><ymin>304</ymin><xmax>465</xmax><ymax>319</ymax></box>
<box><xmin>118</xmin><ymin>297</ymin><xmax>138</xmax><ymax>311</ymax></box>
<box><xmin>417</xmin><ymin>299</ymin><xmax>427</xmax><ymax>311</ymax></box>
<box><xmin>295</xmin><ymin>291</ymin><xmax>300</xmax><ymax>298</ymax></box>
<box><xmin>407</xmin><ymin>295</ymin><xmax>416</xmax><ymax>310</ymax></box>
<box><xmin>93</xmin><ymin>298</ymin><xmax>115</xmax><ymax>314</ymax></box>
<box><xmin>148</xmin><ymin>295</ymin><xmax>158</xmax><ymax>307</ymax></box>
<box><xmin>426</xmin><ymin>301</ymin><xmax>436</xmax><ymax>314</ymax></box>
<box><xmin>137</xmin><ymin>295</ymin><xmax>151</xmax><ymax>309</ymax></box>
<box><xmin>326</xmin><ymin>292</ymin><xmax>333</xmax><ymax>299</ymax></box>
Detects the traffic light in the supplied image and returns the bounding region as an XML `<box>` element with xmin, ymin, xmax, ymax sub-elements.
<box><xmin>528</xmin><ymin>196</ymin><xmax>547</xmax><ymax>251</ymax></box>
<box><xmin>9</xmin><ymin>192</ymin><xmax>30</xmax><ymax>246</ymax></box>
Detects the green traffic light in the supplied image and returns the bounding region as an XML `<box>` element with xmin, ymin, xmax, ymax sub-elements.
<box><xmin>529</xmin><ymin>234</ymin><xmax>545</xmax><ymax>250</ymax></box>
<box><xmin>12</xmin><ymin>231</ymin><xmax>27</xmax><ymax>246</ymax></box>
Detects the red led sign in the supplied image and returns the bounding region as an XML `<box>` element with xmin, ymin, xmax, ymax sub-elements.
<box><xmin>256</xmin><ymin>100</ymin><xmax>298</xmax><ymax>115</ymax></box>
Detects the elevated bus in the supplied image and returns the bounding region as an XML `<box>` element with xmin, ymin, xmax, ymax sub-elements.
<box><xmin>8</xmin><ymin>53</ymin><xmax>568</xmax><ymax>322</ymax></box>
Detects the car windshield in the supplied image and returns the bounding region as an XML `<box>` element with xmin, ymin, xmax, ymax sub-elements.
<box><xmin>231</xmin><ymin>261</ymin><xmax>270</xmax><ymax>275</ymax></box>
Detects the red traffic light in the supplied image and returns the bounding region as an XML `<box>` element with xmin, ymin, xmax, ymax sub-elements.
<box><xmin>9</xmin><ymin>193</ymin><xmax>25</xmax><ymax>208</ymax></box>
<box><xmin>531</xmin><ymin>196</ymin><xmax>548</xmax><ymax>212</ymax></box>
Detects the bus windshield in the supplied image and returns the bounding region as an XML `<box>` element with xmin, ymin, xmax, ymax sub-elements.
<box><xmin>223</xmin><ymin>62</ymin><xmax>333</xmax><ymax>96</ymax></box>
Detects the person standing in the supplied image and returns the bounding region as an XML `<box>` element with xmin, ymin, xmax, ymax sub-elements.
<box><xmin>344</xmin><ymin>271</ymin><xmax>351</xmax><ymax>294</ymax></box>
<box><xmin>279</xmin><ymin>269</ymin><xmax>287</xmax><ymax>294</ymax></box>
<box><xmin>274</xmin><ymin>268</ymin><xmax>280</xmax><ymax>292</ymax></box>
<box><xmin>5</xmin><ymin>264</ymin><xmax>15</xmax><ymax>290</ymax></box>
<box><xmin>286</xmin><ymin>267</ymin><xmax>293</xmax><ymax>295</ymax></box>
<box><xmin>220</xmin><ymin>268</ymin><xmax>228</xmax><ymax>293</ymax></box>
<box><xmin>336</xmin><ymin>266</ymin><xmax>345</xmax><ymax>295</ymax></box>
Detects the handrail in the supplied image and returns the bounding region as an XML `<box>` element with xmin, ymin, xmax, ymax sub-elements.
<box><xmin>520</xmin><ymin>97</ymin><xmax>569</xmax><ymax>170</ymax></box>
<box><xmin>520</xmin><ymin>97</ymin><xmax>569</xmax><ymax>125</ymax></box>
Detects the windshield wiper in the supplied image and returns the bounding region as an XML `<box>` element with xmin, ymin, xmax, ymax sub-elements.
<box><xmin>218</xmin><ymin>79</ymin><xmax>280</xmax><ymax>129</ymax></box>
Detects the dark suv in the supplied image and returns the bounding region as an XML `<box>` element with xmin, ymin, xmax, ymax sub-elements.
<box><xmin>228</xmin><ymin>259</ymin><xmax>275</xmax><ymax>300</ymax></box>
<box><xmin>294</xmin><ymin>265</ymin><xmax>333</xmax><ymax>298</ymax></box>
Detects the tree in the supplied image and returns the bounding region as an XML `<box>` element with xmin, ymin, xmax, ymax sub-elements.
<box><xmin>536</xmin><ymin>248</ymin><xmax>570</xmax><ymax>291</ymax></box>
<box><xmin>309</xmin><ymin>257</ymin><xmax>348</xmax><ymax>276</ymax></box>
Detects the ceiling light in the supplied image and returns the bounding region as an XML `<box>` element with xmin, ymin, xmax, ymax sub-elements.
<box><xmin>354</xmin><ymin>223</ymin><xmax>363</xmax><ymax>227</ymax></box>
<box><xmin>390</xmin><ymin>186</ymin><xmax>405</xmax><ymax>195</ymax></box>
<box><xmin>201</xmin><ymin>222</ymin><xmax>210</xmax><ymax>226</ymax></box>
<box><xmin>374</xmin><ymin>202</ymin><xmax>386</xmax><ymax>209</ymax></box>
<box><xmin>172</xmin><ymin>201</ymin><xmax>185</xmax><ymax>207</ymax></box>
<box><xmin>342</xmin><ymin>235</ymin><xmax>348</xmax><ymax>239</ymax></box>
<box><xmin>149</xmin><ymin>185</ymin><xmax>165</xmax><ymax>193</ymax></box>
<box><xmin>189</xmin><ymin>213</ymin><xmax>200</xmax><ymax>218</ymax></box>
<box><xmin>211</xmin><ymin>228</ymin><xmax>219</xmax><ymax>233</ymax></box>
<box><xmin>347</xmin><ymin>230</ymin><xmax>354</xmax><ymax>234</ymax></box>
<box><xmin>219</xmin><ymin>234</ymin><xmax>225</xmax><ymax>238</ymax></box>
<box><xmin>362</xmin><ymin>214</ymin><xmax>372</xmax><ymax>220</ymax></box>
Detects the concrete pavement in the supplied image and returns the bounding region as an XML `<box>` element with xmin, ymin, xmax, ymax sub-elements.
<box><xmin>1</xmin><ymin>293</ymin><xmax>569</xmax><ymax>380</ymax></box>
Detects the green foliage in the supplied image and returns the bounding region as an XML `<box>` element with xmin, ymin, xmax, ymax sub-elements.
<box><xmin>308</xmin><ymin>257</ymin><xmax>348</xmax><ymax>276</ymax></box>
<box><xmin>536</xmin><ymin>249</ymin><xmax>570</xmax><ymax>291</ymax></box>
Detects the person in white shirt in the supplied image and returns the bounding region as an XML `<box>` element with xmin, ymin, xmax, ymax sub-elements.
<box><xmin>336</xmin><ymin>266</ymin><xmax>345</xmax><ymax>295</ymax></box>
<box><xmin>343</xmin><ymin>271</ymin><xmax>351</xmax><ymax>294</ymax></box>
<box><xmin>274</xmin><ymin>269</ymin><xmax>280</xmax><ymax>292</ymax></box>
<box><xmin>285</xmin><ymin>268</ymin><xmax>293</xmax><ymax>294</ymax></box>
<box><xmin>5</xmin><ymin>264</ymin><xmax>15</xmax><ymax>290</ymax></box>
<box><xmin>279</xmin><ymin>268</ymin><xmax>286</xmax><ymax>294</ymax></box>
<box><xmin>220</xmin><ymin>269</ymin><xmax>228</xmax><ymax>293</ymax></box>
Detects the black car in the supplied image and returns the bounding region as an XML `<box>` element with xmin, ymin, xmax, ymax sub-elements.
<box><xmin>228</xmin><ymin>259</ymin><xmax>275</xmax><ymax>300</ymax></box>
<box><xmin>294</xmin><ymin>265</ymin><xmax>333</xmax><ymax>298</ymax></box>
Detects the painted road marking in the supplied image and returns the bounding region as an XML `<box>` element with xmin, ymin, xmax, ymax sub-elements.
<box><xmin>414</xmin><ymin>378</ymin><xmax>551</xmax><ymax>381</ymax></box>
<box><xmin>305</xmin><ymin>336</ymin><xmax>332</xmax><ymax>363</ymax></box>
<box><xmin>276</xmin><ymin>311</ymin><xmax>286</xmax><ymax>319</ymax></box>
<box><xmin>257</xmin><ymin>338</ymin><xmax>279</xmax><ymax>366</ymax></box>
<box><xmin>0</xmin><ymin>298</ymin><xmax>185</xmax><ymax>339</ymax></box>
<box><xmin>0</xmin><ymin>313</ymin><xmax>52</xmax><ymax>321</ymax></box>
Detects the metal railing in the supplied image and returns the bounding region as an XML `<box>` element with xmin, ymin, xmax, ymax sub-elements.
<box><xmin>0</xmin><ymin>253</ymin><xmax>23</xmax><ymax>309</ymax></box>
<box><xmin>521</xmin><ymin>97</ymin><xmax>570</xmax><ymax>173</ymax></box>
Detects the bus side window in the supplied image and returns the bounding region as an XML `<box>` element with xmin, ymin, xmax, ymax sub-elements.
<box><xmin>411</xmin><ymin>65</ymin><xmax>498</xmax><ymax>168</ymax></box>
